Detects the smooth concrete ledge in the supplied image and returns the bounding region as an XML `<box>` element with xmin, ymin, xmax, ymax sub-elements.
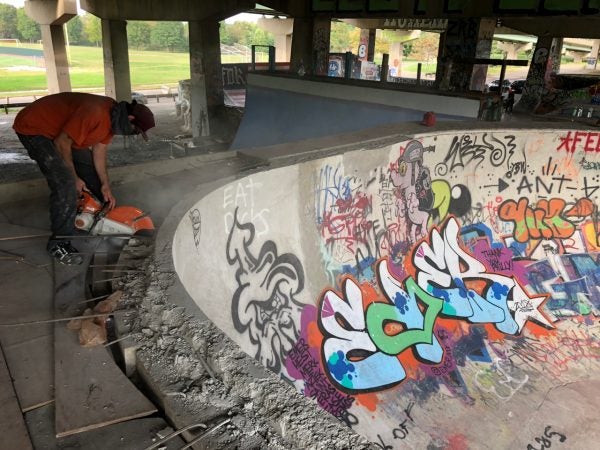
<box><xmin>238</xmin><ymin>119</ymin><xmax>589</xmax><ymax>166</ymax></box>
<box><xmin>247</xmin><ymin>72</ymin><xmax>481</xmax><ymax>118</ymax></box>
<box><xmin>0</xmin><ymin>150</ymin><xmax>238</xmax><ymax>205</ymax></box>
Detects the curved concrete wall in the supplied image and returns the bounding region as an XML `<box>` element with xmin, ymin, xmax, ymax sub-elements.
<box><xmin>173</xmin><ymin>127</ymin><xmax>600</xmax><ymax>448</ymax></box>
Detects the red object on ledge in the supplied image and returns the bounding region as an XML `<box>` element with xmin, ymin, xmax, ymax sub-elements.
<box><xmin>422</xmin><ymin>111</ymin><xmax>436</xmax><ymax>127</ymax></box>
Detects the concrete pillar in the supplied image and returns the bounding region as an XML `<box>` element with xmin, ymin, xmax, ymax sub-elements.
<box><xmin>312</xmin><ymin>17</ymin><xmax>331</xmax><ymax>76</ymax></box>
<box><xmin>273</xmin><ymin>33</ymin><xmax>292</xmax><ymax>62</ymax></box>
<box><xmin>40</xmin><ymin>24</ymin><xmax>71</xmax><ymax>93</ymax></box>
<box><xmin>290</xmin><ymin>16</ymin><xmax>330</xmax><ymax>76</ymax></box>
<box><xmin>358</xmin><ymin>29</ymin><xmax>369</xmax><ymax>61</ymax></box>
<box><xmin>257</xmin><ymin>17</ymin><xmax>293</xmax><ymax>62</ymax></box>
<box><xmin>290</xmin><ymin>17</ymin><xmax>313</xmax><ymax>74</ymax></box>
<box><xmin>357</xmin><ymin>28</ymin><xmax>376</xmax><ymax>62</ymax></box>
<box><xmin>389</xmin><ymin>41</ymin><xmax>403</xmax><ymax>77</ymax></box>
<box><xmin>566</xmin><ymin>51</ymin><xmax>584</xmax><ymax>64</ymax></box>
<box><xmin>436</xmin><ymin>18</ymin><xmax>495</xmax><ymax>91</ymax></box>
<box><xmin>101</xmin><ymin>19</ymin><xmax>131</xmax><ymax>102</ymax></box>
<box><xmin>188</xmin><ymin>20</ymin><xmax>224</xmax><ymax>138</ymax></box>
<box><xmin>368</xmin><ymin>29</ymin><xmax>376</xmax><ymax>62</ymax></box>
<box><xmin>25</xmin><ymin>0</ymin><xmax>77</xmax><ymax>94</ymax></box>
<box><xmin>515</xmin><ymin>36</ymin><xmax>563</xmax><ymax>113</ymax></box>
<box><xmin>497</xmin><ymin>42</ymin><xmax>532</xmax><ymax>60</ymax></box>
<box><xmin>587</xmin><ymin>39</ymin><xmax>600</xmax><ymax>69</ymax></box>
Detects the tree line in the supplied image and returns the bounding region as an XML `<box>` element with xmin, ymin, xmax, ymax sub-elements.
<box><xmin>0</xmin><ymin>4</ymin><xmax>274</xmax><ymax>52</ymax></box>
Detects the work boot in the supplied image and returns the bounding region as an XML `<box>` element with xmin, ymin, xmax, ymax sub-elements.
<box><xmin>47</xmin><ymin>240</ymin><xmax>83</xmax><ymax>266</ymax></box>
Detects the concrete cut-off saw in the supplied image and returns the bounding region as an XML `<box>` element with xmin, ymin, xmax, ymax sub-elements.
<box><xmin>75</xmin><ymin>190</ymin><xmax>154</xmax><ymax>236</ymax></box>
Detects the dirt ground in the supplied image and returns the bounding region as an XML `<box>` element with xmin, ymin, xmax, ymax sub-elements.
<box><xmin>0</xmin><ymin>99</ymin><xmax>241</xmax><ymax>184</ymax></box>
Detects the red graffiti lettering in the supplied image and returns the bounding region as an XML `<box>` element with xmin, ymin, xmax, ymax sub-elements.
<box><xmin>557</xmin><ymin>131</ymin><xmax>600</xmax><ymax>153</ymax></box>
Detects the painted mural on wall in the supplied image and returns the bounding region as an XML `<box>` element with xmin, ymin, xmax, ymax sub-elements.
<box><xmin>174</xmin><ymin>128</ymin><xmax>600</xmax><ymax>449</ymax></box>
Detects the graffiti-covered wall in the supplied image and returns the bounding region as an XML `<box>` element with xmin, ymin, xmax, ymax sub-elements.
<box><xmin>173</xmin><ymin>128</ymin><xmax>600</xmax><ymax>449</ymax></box>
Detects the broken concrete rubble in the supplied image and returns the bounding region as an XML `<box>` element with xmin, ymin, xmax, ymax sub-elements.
<box><xmin>115</xmin><ymin>240</ymin><xmax>375</xmax><ymax>450</ymax></box>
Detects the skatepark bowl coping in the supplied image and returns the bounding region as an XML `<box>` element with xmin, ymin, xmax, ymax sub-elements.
<box><xmin>168</xmin><ymin>125</ymin><xmax>600</xmax><ymax>449</ymax></box>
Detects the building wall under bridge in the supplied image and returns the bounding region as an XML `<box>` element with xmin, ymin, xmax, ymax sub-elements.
<box><xmin>173</xmin><ymin>126</ymin><xmax>600</xmax><ymax>448</ymax></box>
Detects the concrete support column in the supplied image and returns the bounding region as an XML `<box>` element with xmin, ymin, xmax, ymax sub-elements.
<box><xmin>188</xmin><ymin>20</ymin><xmax>224</xmax><ymax>138</ymax></box>
<box><xmin>25</xmin><ymin>0</ymin><xmax>76</xmax><ymax>94</ymax></box>
<box><xmin>389</xmin><ymin>41</ymin><xmax>403</xmax><ymax>77</ymax></box>
<box><xmin>40</xmin><ymin>24</ymin><xmax>71</xmax><ymax>93</ymax></box>
<box><xmin>497</xmin><ymin>42</ymin><xmax>531</xmax><ymax>60</ymax></box>
<box><xmin>312</xmin><ymin>17</ymin><xmax>331</xmax><ymax>76</ymax></box>
<box><xmin>257</xmin><ymin>18</ymin><xmax>293</xmax><ymax>63</ymax></box>
<box><xmin>515</xmin><ymin>36</ymin><xmax>563</xmax><ymax>113</ymax></box>
<box><xmin>101</xmin><ymin>19</ymin><xmax>131</xmax><ymax>101</ymax></box>
<box><xmin>587</xmin><ymin>39</ymin><xmax>600</xmax><ymax>69</ymax></box>
<box><xmin>273</xmin><ymin>33</ymin><xmax>292</xmax><ymax>62</ymax></box>
<box><xmin>436</xmin><ymin>18</ymin><xmax>495</xmax><ymax>91</ymax></box>
<box><xmin>358</xmin><ymin>28</ymin><xmax>376</xmax><ymax>62</ymax></box>
<box><xmin>290</xmin><ymin>17</ymin><xmax>313</xmax><ymax>74</ymax></box>
<box><xmin>367</xmin><ymin>29</ymin><xmax>376</xmax><ymax>62</ymax></box>
<box><xmin>290</xmin><ymin>16</ymin><xmax>330</xmax><ymax>76</ymax></box>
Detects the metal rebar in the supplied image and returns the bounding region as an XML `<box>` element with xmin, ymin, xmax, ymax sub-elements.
<box><xmin>143</xmin><ymin>423</ymin><xmax>207</xmax><ymax>450</ymax></box>
<box><xmin>0</xmin><ymin>311</ymin><xmax>117</xmax><ymax>327</ymax></box>
<box><xmin>179</xmin><ymin>419</ymin><xmax>231</xmax><ymax>450</ymax></box>
<box><xmin>92</xmin><ymin>276</ymin><xmax>125</xmax><ymax>284</ymax></box>
<box><xmin>103</xmin><ymin>334</ymin><xmax>131</xmax><ymax>347</ymax></box>
<box><xmin>75</xmin><ymin>294</ymin><xmax>110</xmax><ymax>304</ymax></box>
<box><xmin>0</xmin><ymin>234</ymin><xmax>49</xmax><ymax>241</ymax></box>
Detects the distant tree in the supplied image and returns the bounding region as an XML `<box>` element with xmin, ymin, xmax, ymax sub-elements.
<box><xmin>329</xmin><ymin>21</ymin><xmax>356</xmax><ymax>53</ymax></box>
<box><xmin>66</xmin><ymin>15</ymin><xmax>83</xmax><ymax>45</ymax></box>
<box><xmin>0</xmin><ymin>4</ymin><xmax>18</xmax><ymax>39</ymax></box>
<box><xmin>150</xmin><ymin>21</ymin><xmax>186</xmax><ymax>51</ymax></box>
<box><xmin>248</xmin><ymin>26</ymin><xmax>274</xmax><ymax>46</ymax></box>
<box><xmin>410</xmin><ymin>32</ymin><xmax>439</xmax><ymax>62</ymax></box>
<box><xmin>16</xmin><ymin>8</ymin><xmax>40</xmax><ymax>42</ymax></box>
<box><xmin>128</xmin><ymin>21</ymin><xmax>152</xmax><ymax>49</ymax></box>
<box><xmin>82</xmin><ymin>14</ymin><xmax>102</xmax><ymax>46</ymax></box>
<box><xmin>220</xmin><ymin>22</ymin><xmax>235</xmax><ymax>45</ymax></box>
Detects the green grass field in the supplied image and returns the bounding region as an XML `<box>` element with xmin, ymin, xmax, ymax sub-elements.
<box><xmin>0</xmin><ymin>44</ymin><xmax>270</xmax><ymax>97</ymax></box>
<box><xmin>0</xmin><ymin>44</ymin><xmax>193</xmax><ymax>96</ymax></box>
<box><xmin>0</xmin><ymin>43</ymin><xmax>589</xmax><ymax>97</ymax></box>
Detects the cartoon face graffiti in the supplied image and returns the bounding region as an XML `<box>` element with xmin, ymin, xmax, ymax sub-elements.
<box><xmin>391</xmin><ymin>140</ymin><xmax>434</xmax><ymax>242</ymax></box>
<box><xmin>226</xmin><ymin>208</ymin><xmax>305</xmax><ymax>373</ymax></box>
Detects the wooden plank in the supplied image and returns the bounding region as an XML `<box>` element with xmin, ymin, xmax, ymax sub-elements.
<box><xmin>53</xmin><ymin>241</ymin><xmax>156</xmax><ymax>438</ymax></box>
<box><xmin>2</xmin><ymin>333</ymin><xmax>54</xmax><ymax>412</ymax></box>
<box><xmin>27</xmin><ymin>403</ymin><xmax>185</xmax><ymax>450</ymax></box>
<box><xmin>0</xmin><ymin>344</ymin><xmax>33</xmax><ymax>450</ymax></box>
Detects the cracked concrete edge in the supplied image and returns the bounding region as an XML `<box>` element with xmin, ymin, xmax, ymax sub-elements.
<box><xmin>115</xmin><ymin>241</ymin><xmax>376</xmax><ymax>450</ymax></box>
<box><xmin>111</xmin><ymin>171</ymin><xmax>376</xmax><ymax>448</ymax></box>
<box><xmin>0</xmin><ymin>149</ymin><xmax>238</xmax><ymax>206</ymax></box>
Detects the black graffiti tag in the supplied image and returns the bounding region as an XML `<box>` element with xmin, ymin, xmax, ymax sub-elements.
<box><xmin>435</xmin><ymin>134</ymin><xmax>516</xmax><ymax>176</ymax></box>
<box><xmin>226</xmin><ymin>208</ymin><xmax>305</xmax><ymax>373</ymax></box>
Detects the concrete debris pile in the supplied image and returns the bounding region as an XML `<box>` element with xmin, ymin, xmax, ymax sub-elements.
<box><xmin>115</xmin><ymin>239</ymin><xmax>376</xmax><ymax>450</ymax></box>
<box><xmin>67</xmin><ymin>291</ymin><xmax>122</xmax><ymax>347</ymax></box>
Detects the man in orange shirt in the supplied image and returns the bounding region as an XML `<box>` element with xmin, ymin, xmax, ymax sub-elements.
<box><xmin>13</xmin><ymin>92</ymin><xmax>155</xmax><ymax>265</ymax></box>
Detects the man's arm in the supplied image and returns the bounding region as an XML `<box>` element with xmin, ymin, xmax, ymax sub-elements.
<box><xmin>53</xmin><ymin>131</ymin><xmax>87</xmax><ymax>194</ymax></box>
<box><xmin>91</xmin><ymin>142</ymin><xmax>116</xmax><ymax>210</ymax></box>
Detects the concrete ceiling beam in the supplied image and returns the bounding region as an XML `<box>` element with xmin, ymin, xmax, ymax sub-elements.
<box><xmin>503</xmin><ymin>17</ymin><xmax>600</xmax><ymax>39</ymax></box>
<box><xmin>80</xmin><ymin>0</ymin><xmax>255</xmax><ymax>21</ymax></box>
<box><xmin>24</xmin><ymin>0</ymin><xmax>77</xmax><ymax>26</ymax></box>
<box><xmin>257</xmin><ymin>17</ymin><xmax>293</xmax><ymax>35</ymax></box>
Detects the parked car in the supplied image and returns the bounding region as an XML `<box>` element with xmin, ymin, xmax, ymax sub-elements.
<box><xmin>510</xmin><ymin>79</ymin><xmax>526</xmax><ymax>94</ymax></box>
<box><xmin>131</xmin><ymin>91</ymin><xmax>148</xmax><ymax>104</ymax></box>
<box><xmin>487</xmin><ymin>79</ymin><xmax>511</xmax><ymax>93</ymax></box>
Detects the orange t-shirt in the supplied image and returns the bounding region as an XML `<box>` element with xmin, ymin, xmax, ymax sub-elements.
<box><xmin>13</xmin><ymin>92</ymin><xmax>116</xmax><ymax>148</ymax></box>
